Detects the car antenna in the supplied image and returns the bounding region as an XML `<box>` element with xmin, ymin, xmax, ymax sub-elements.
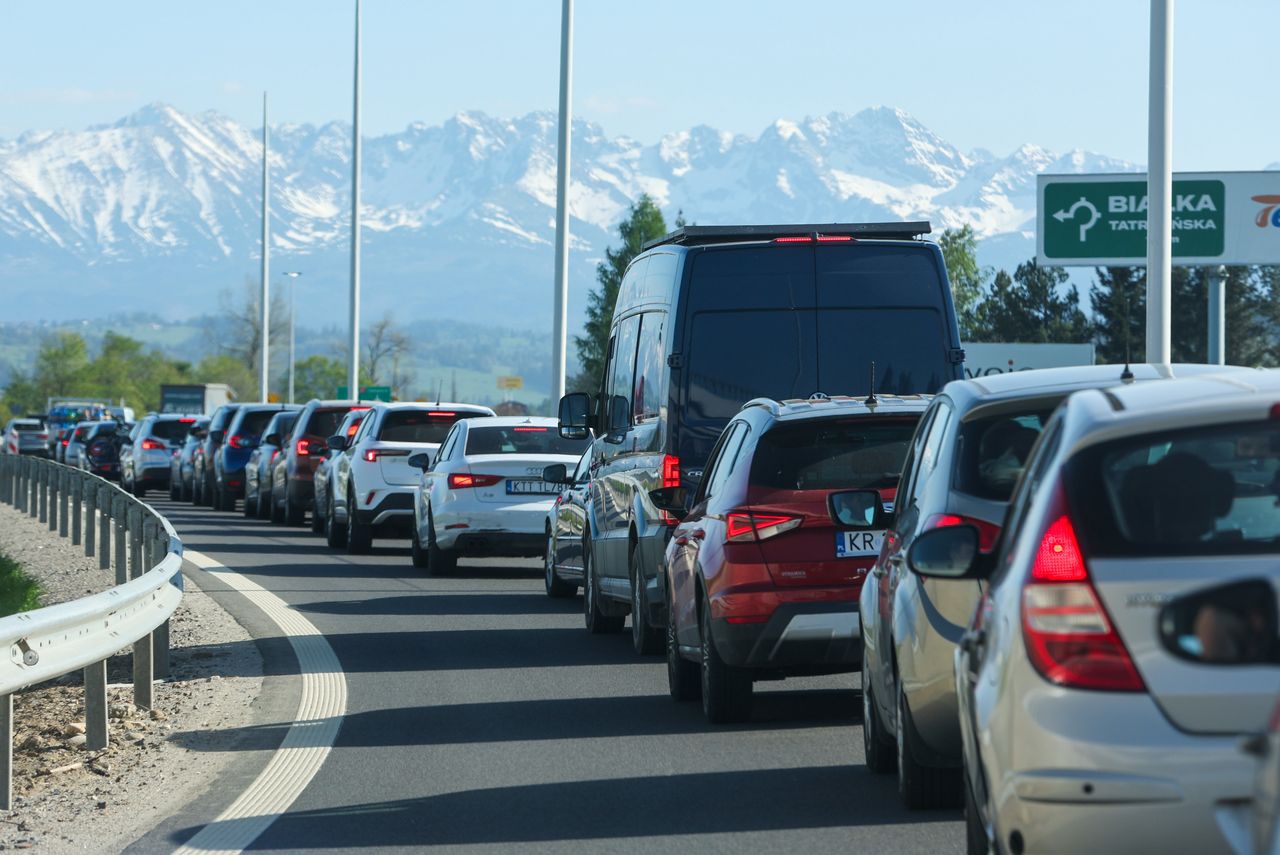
<box><xmin>865</xmin><ymin>361</ymin><xmax>878</xmax><ymax>408</ymax></box>
<box><xmin>1120</xmin><ymin>281</ymin><xmax>1135</xmax><ymax>383</ymax></box>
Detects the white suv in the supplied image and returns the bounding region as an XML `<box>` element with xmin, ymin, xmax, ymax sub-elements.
<box><xmin>328</xmin><ymin>402</ymin><xmax>494</xmax><ymax>553</ymax></box>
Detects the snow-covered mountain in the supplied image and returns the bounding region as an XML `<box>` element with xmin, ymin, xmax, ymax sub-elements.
<box><xmin>0</xmin><ymin>103</ymin><xmax>1138</xmax><ymax>326</ymax></box>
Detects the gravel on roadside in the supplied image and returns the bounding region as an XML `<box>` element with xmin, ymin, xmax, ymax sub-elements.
<box><xmin>0</xmin><ymin>502</ymin><xmax>265</xmax><ymax>853</ymax></box>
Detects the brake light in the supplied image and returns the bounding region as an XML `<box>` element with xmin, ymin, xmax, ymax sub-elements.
<box><xmin>726</xmin><ymin>511</ymin><xmax>802</xmax><ymax>542</ymax></box>
<box><xmin>296</xmin><ymin>438</ymin><xmax>312</xmax><ymax>456</ymax></box>
<box><xmin>815</xmin><ymin>234</ymin><xmax>853</xmax><ymax>242</ymax></box>
<box><xmin>270</xmin><ymin>449</ymin><xmax>280</xmax><ymax>463</ymax></box>
<box><xmin>924</xmin><ymin>513</ymin><xmax>1001</xmax><ymax>553</ymax></box>
<box><xmin>227</xmin><ymin>434</ymin><xmax>252</xmax><ymax>449</ymax></box>
<box><xmin>773</xmin><ymin>236</ymin><xmax>811</xmax><ymax>243</ymax></box>
<box><xmin>141</xmin><ymin>438</ymin><xmax>165</xmax><ymax>450</ymax></box>
<box><xmin>449</xmin><ymin>473</ymin><xmax>503</xmax><ymax>489</ymax></box>
<box><xmin>514</xmin><ymin>426</ymin><xmax>548</xmax><ymax>432</ymax></box>
<box><xmin>662</xmin><ymin>454</ymin><xmax>680</xmax><ymax>488</ymax></box>
<box><xmin>1020</xmin><ymin>487</ymin><xmax>1143</xmax><ymax>692</ymax></box>
<box><xmin>772</xmin><ymin>234</ymin><xmax>854</xmax><ymax>243</ymax></box>
<box><xmin>364</xmin><ymin>449</ymin><xmax>408</xmax><ymax>463</ymax></box>
<box><xmin>61</xmin><ymin>438</ymin><xmax>69</xmax><ymax>446</ymax></box>
<box><xmin>429</xmin><ymin>411</ymin><xmax>456</xmax><ymax>417</ymax></box>
<box><xmin>179</xmin><ymin>418</ymin><xmax>196</xmax><ymax>424</ymax></box>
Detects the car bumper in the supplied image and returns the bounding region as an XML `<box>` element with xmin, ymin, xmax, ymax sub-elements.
<box><xmin>708</xmin><ymin>598</ymin><xmax>862</xmax><ymax>672</ymax></box>
<box><xmin>435</xmin><ymin>502</ymin><xmax>549</xmax><ymax>550</ymax></box>
<box><xmin>441</xmin><ymin>531</ymin><xmax>545</xmax><ymax>558</ymax></box>
<box><xmin>355</xmin><ymin>490</ymin><xmax>416</xmax><ymax>529</ymax></box>
<box><xmin>138</xmin><ymin>466</ymin><xmax>170</xmax><ymax>487</ymax></box>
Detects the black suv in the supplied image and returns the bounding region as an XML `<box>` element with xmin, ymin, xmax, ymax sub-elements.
<box><xmin>558</xmin><ymin>222</ymin><xmax>965</xmax><ymax>656</ymax></box>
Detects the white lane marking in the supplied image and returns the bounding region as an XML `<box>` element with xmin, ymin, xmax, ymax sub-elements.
<box><xmin>173</xmin><ymin>549</ymin><xmax>347</xmax><ymax>855</ymax></box>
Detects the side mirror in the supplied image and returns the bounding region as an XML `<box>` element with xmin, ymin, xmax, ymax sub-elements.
<box><xmin>264</xmin><ymin>433</ymin><xmax>280</xmax><ymax>446</ymax></box>
<box><xmin>407</xmin><ymin>452</ymin><xmax>431</xmax><ymax>471</ymax></box>
<box><xmin>648</xmin><ymin>486</ymin><xmax>689</xmax><ymax>521</ymax></box>
<box><xmin>209</xmin><ymin>430</ymin><xmax>225</xmax><ymax>444</ymax></box>
<box><xmin>542</xmin><ymin>463</ymin><xmax>569</xmax><ymax>484</ymax></box>
<box><xmin>604</xmin><ymin>395</ymin><xmax>631</xmax><ymax>444</ymax></box>
<box><xmin>829</xmin><ymin>489</ymin><xmax>889</xmax><ymax>529</ymax></box>
<box><xmin>326</xmin><ymin>434</ymin><xmax>348</xmax><ymax>452</ymax></box>
<box><xmin>907</xmin><ymin>525</ymin><xmax>991</xmax><ymax>580</ymax></box>
<box><xmin>558</xmin><ymin>393</ymin><xmax>591</xmax><ymax>441</ymax></box>
<box><xmin>1158</xmin><ymin>579</ymin><xmax>1279</xmax><ymax>665</ymax></box>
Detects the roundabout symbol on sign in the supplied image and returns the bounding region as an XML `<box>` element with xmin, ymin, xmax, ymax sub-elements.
<box><xmin>1052</xmin><ymin>197</ymin><xmax>1101</xmax><ymax>242</ymax></box>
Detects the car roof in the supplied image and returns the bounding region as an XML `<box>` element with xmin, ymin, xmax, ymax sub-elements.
<box><xmin>464</xmin><ymin>416</ymin><xmax>557</xmax><ymax>428</ymax></box>
<box><xmin>368</xmin><ymin>401</ymin><xmax>495</xmax><ymax>413</ymax></box>
<box><xmin>941</xmin><ymin>363</ymin><xmax>1263</xmax><ymax>409</ymax></box>
<box><xmin>742</xmin><ymin>394</ymin><xmax>932</xmax><ymax>422</ymax></box>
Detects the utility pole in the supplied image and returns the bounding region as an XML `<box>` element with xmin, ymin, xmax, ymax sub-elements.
<box><xmin>348</xmin><ymin>0</ymin><xmax>363</xmax><ymax>400</ymax></box>
<box><xmin>260</xmin><ymin>92</ymin><xmax>271</xmax><ymax>402</ymax></box>
<box><xmin>551</xmin><ymin>0</ymin><xmax>574</xmax><ymax>403</ymax></box>
<box><xmin>1207</xmin><ymin>265</ymin><xmax>1225</xmax><ymax>364</ymax></box>
<box><xmin>1146</xmin><ymin>0</ymin><xmax>1173</xmax><ymax>364</ymax></box>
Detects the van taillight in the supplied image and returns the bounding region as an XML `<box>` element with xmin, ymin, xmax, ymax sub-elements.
<box><xmin>726</xmin><ymin>511</ymin><xmax>802</xmax><ymax>543</ymax></box>
<box><xmin>296</xmin><ymin>438</ymin><xmax>312</xmax><ymax>456</ymax></box>
<box><xmin>662</xmin><ymin>455</ymin><xmax>680</xmax><ymax>488</ymax></box>
<box><xmin>1020</xmin><ymin>487</ymin><xmax>1143</xmax><ymax>692</ymax></box>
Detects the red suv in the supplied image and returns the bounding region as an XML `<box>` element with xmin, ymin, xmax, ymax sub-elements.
<box><xmin>653</xmin><ymin>394</ymin><xmax>929</xmax><ymax>723</ymax></box>
<box><xmin>270</xmin><ymin>399</ymin><xmax>371</xmax><ymax>526</ymax></box>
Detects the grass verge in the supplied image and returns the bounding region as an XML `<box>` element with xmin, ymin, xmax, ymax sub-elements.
<box><xmin>0</xmin><ymin>551</ymin><xmax>41</xmax><ymax>616</ymax></box>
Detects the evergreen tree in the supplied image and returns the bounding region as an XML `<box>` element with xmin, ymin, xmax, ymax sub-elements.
<box><xmin>938</xmin><ymin>225</ymin><xmax>985</xmax><ymax>340</ymax></box>
<box><xmin>1090</xmin><ymin>266</ymin><xmax>1145</xmax><ymax>364</ymax></box>
<box><xmin>571</xmin><ymin>194</ymin><xmax>667</xmax><ymax>393</ymax></box>
<box><xmin>972</xmin><ymin>260</ymin><xmax>1089</xmax><ymax>344</ymax></box>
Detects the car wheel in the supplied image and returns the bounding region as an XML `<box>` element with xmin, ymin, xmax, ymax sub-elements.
<box><xmin>964</xmin><ymin>774</ymin><xmax>990</xmax><ymax>855</ymax></box>
<box><xmin>862</xmin><ymin>642</ymin><xmax>896</xmax><ymax>774</ymax></box>
<box><xmin>700</xmin><ymin>598</ymin><xmax>752</xmax><ymax>724</ymax></box>
<box><xmin>896</xmin><ymin>677</ymin><xmax>963</xmax><ymax>809</ymax></box>
<box><xmin>169</xmin><ymin>479</ymin><xmax>179</xmax><ymax>501</ymax></box>
<box><xmin>257</xmin><ymin>487</ymin><xmax>272</xmax><ymax>520</ymax></box>
<box><xmin>310</xmin><ymin>494</ymin><xmax>326</xmax><ymax>534</ymax></box>
<box><xmin>544</xmin><ymin>529</ymin><xmax>574</xmax><ymax>598</ymax></box>
<box><xmin>630</xmin><ymin>550</ymin><xmax>662</xmax><ymax>655</ymax></box>
<box><xmin>425</xmin><ymin>509</ymin><xmax>456</xmax><ymax>576</ymax></box>
<box><xmin>270</xmin><ymin>490</ymin><xmax>286</xmax><ymax>524</ymax></box>
<box><xmin>243</xmin><ymin>489</ymin><xmax>256</xmax><ymax>518</ymax></box>
<box><xmin>667</xmin><ymin>601</ymin><xmax>700</xmax><ymax>702</ymax></box>
<box><xmin>346</xmin><ymin>492</ymin><xmax>372</xmax><ymax>554</ymax></box>
<box><xmin>410</xmin><ymin>520</ymin><xmax>430</xmax><ymax>569</ymax></box>
<box><xmin>326</xmin><ymin>495</ymin><xmax>347</xmax><ymax>549</ymax></box>
<box><xmin>583</xmin><ymin>546</ymin><xmax>624</xmax><ymax>634</ymax></box>
<box><xmin>285</xmin><ymin>492</ymin><xmax>305</xmax><ymax>527</ymax></box>
<box><xmin>218</xmin><ymin>484</ymin><xmax>235</xmax><ymax>512</ymax></box>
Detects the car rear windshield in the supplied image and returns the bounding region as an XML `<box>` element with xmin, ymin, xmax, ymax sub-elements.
<box><xmin>14</xmin><ymin>422</ymin><xmax>41</xmax><ymax>432</ymax></box>
<box><xmin>305</xmin><ymin>407</ymin><xmax>359</xmax><ymax>439</ymax></box>
<box><xmin>1074</xmin><ymin>419</ymin><xmax>1280</xmax><ymax>555</ymax></box>
<box><xmin>378</xmin><ymin>410</ymin><xmax>465</xmax><ymax>444</ymax></box>
<box><xmin>150</xmin><ymin>420</ymin><xmax>194</xmax><ymax>442</ymax></box>
<box><xmin>73</xmin><ymin>426</ymin><xmax>92</xmax><ymax>441</ymax></box>
<box><xmin>465</xmin><ymin>426</ymin><xmax>590</xmax><ymax>456</ymax></box>
<box><xmin>269</xmin><ymin>413</ymin><xmax>298</xmax><ymax>437</ymax></box>
<box><xmin>955</xmin><ymin>408</ymin><xmax>1059</xmax><ymax>501</ymax></box>
<box><xmin>750</xmin><ymin>417</ymin><xmax>920</xmax><ymax>490</ymax></box>
<box><xmin>209</xmin><ymin>407</ymin><xmax>239</xmax><ymax>431</ymax></box>
<box><xmin>237</xmin><ymin>410</ymin><xmax>278</xmax><ymax>437</ymax></box>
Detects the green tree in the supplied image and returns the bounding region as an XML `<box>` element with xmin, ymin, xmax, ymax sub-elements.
<box><xmin>195</xmin><ymin>354</ymin><xmax>256</xmax><ymax>402</ymax></box>
<box><xmin>34</xmin><ymin>332</ymin><xmax>91</xmax><ymax>398</ymax></box>
<box><xmin>289</xmin><ymin>355</ymin><xmax>347</xmax><ymax>402</ymax></box>
<box><xmin>1091</xmin><ymin>266</ymin><xmax>1146</xmax><ymax>364</ymax></box>
<box><xmin>972</xmin><ymin>260</ymin><xmax>1089</xmax><ymax>344</ymax></box>
<box><xmin>938</xmin><ymin>225</ymin><xmax>985</xmax><ymax>340</ymax></box>
<box><xmin>571</xmin><ymin>194</ymin><xmax>667</xmax><ymax>393</ymax></box>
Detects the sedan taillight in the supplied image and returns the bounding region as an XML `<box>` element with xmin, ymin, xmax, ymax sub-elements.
<box><xmin>448</xmin><ymin>473</ymin><xmax>502</xmax><ymax>489</ymax></box>
<box><xmin>141</xmin><ymin>438</ymin><xmax>165</xmax><ymax>451</ymax></box>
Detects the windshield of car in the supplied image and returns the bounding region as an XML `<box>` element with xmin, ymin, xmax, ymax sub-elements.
<box><xmin>465</xmin><ymin>426</ymin><xmax>590</xmax><ymax>456</ymax></box>
<box><xmin>954</xmin><ymin>408</ymin><xmax>1059</xmax><ymax>501</ymax></box>
<box><xmin>750</xmin><ymin>417</ymin><xmax>920</xmax><ymax>490</ymax></box>
<box><xmin>378</xmin><ymin>410</ymin><xmax>467</xmax><ymax>444</ymax></box>
<box><xmin>1086</xmin><ymin>420</ymin><xmax>1280</xmax><ymax>553</ymax></box>
<box><xmin>150</xmin><ymin>419</ymin><xmax>194</xmax><ymax>443</ymax></box>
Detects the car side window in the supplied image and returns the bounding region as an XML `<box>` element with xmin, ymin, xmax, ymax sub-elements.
<box><xmin>699</xmin><ymin>422</ymin><xmax>748</xmax><ymax>504</ymax></box>
<box><xmin>994</xmin><ymin>415</ymin><xmax>1065</xmax><ymax>581</ymax></box>
<box><xmin>607</xmin><ymin>315</ymin><xmax>641</xmax><ymax>418</ymax></box>
<box><xmin>573</xmin><ymin>452</ymin><xmax>591</xmax><ymax>484</ymax></box>
<box><xmin>633</xmin><ymin>312</ymin><xmax>666</xmax><ymax>422</ymax></box>
<box><xmin>436</xmin><ymin>426</ymin><xmax>459</xmax><ymax>465</ymax></box>
<box><xmin>352</xmin><ymin>412</ymin><xmax>374</xmax><ymax>443</ymax></box>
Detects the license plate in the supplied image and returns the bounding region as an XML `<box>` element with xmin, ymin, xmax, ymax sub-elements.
<box><xmin>836</xmin><ymin>530</ymin><xmax>885</xmax><ymax>558</ymax></box>
<box><xmin>505</xmin><ymin>479</ymin><xmax>559</xmax><ymax>495</ymax></box>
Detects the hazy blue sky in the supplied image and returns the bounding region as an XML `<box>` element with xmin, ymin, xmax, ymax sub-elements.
<box><xmin>2</xmin><ymin>0</ymin><xmax>1276</xmax><ymax>169</ymax></box>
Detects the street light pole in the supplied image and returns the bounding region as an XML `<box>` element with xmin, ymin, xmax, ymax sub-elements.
<box><xmin>260</xmin><ymin>92</ymin><xmax>271</xmax><ymax>402</ymax></box>
<box><xmin>348</xmin><ymin>0</ymin><xmax>363</xmax><ymax>401</ymax></box>
<box><xmin>1146</xmin><ymin>0</ymin><xmax>1174</xmax><ymax>363</ymax></box>
<box><xmin>282</xmin><ymin>272</ymin><xmax>302</xmax><ymax>403</ymax></box>
<box><xmin>551</xmin><ymin>0</ymin><xmax>574</xmax><ymax>404</ymax></box>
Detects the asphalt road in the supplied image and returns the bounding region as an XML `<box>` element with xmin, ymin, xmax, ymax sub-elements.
<box><xmin>133</xmin><ymin>497</ymin><xmax>964</xmax><ymax>854</ymax></box>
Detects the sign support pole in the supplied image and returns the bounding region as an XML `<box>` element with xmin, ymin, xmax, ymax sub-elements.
<box><xmin>551</xmin><ymin>0</ymin><xmax>574</xmax><ymax>405</ymax></box>
<box><xmin>1146</xmin><ymin>0</ymin><xmax>1174</xmax><ymax>363</ymax></box>
<box><xmin>348</xmin><ymin>0</ymin><xmax>362</xmax><ymax>401</ymax></box>
<box><xmin>260</xmin><ymin>92</ymin><xmax>270</xmax><ymax>402</ymax></box>
<box><xmin>1207</xmin><ymin>265</ymin><xmax>1225</xmax><ymax>365</ymax></box>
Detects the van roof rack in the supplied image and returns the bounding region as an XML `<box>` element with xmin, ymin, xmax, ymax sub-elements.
<box><xmin>642</xmin><ymin>221</ymin><xmax>931</xmax><ymax>251</ymax></box>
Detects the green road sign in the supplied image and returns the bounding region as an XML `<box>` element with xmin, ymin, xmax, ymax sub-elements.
<box><xmin>336</xmin><ymin>385</ymin><xmax>392</xmax><ymax>402</ymax></box>
<box><xmin>1041</xmin><ymin>178</ymin><xmax>1224</xmax><ymax>263</ymax></box>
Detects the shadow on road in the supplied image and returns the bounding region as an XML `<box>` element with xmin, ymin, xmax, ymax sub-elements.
<box><xmin>297</xmin><ymin>592</ymin><xmax>580</xmax><ymax>617</ymax></box>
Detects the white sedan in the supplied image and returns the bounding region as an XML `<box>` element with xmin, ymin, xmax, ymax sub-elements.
<box><xmin>410</xmin><ymin>416</ymin><xmax>591</xmax><ymax>575</ymax></box>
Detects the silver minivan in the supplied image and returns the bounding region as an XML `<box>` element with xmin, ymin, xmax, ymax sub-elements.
<box><xmin>911</xmin><ymin>369</ymin><xmax>1280</xmax><ymax>855</ymax></box>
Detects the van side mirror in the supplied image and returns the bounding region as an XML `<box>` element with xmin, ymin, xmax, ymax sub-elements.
<box><xmin>907</xmin><ymin>525</ymin><xmax>992</xmax><ymax>580</ymax></box>
<box><xmin>542</xmin><ymin>463</ymin><xmax>569</xmax><ymax>484</ymax></box>
<box><xmin>648</xmin><ymin>486</ymin><xmax>689</xmax><ymax>520</ymax></box>
<box><xmin>828</xmin><ymin>489</ymin><xmax>889</xmax><ymax>529</ymax></box>
<box><xmin>604</xmin><ymin>395</ymin><xmax>631</xmax><ymax>443</ymax></box>
<box><xmin>327</xmin><ymin>434</ymin><xmax>348</xmax><ymax>452</ymax></box>
<box><xmin>1158</xmin><ymin>579</ymin><xmax>1279</xmax><ymax>665</ymax></box>
<box><xmin>558</xmin><ymin>393</ymin><xmax>591</xmax><ymax>440</ymax></box>
<box><xmin>407</xmin><ymin>452</ymin><xmax>432</xmax><ymax>471</ymax></box>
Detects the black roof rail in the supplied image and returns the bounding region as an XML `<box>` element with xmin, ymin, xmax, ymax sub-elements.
<box><xmin>642</xmin><ymin>221</ymin><xmax>932</xmax><ymax>251</ymax></box>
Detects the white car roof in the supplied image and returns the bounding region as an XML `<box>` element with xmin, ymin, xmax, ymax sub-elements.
<box><xmin>372</xmin><ymin>401</ymin><xmax>495</xmax><ymax>413</ymax></box>
<box><xmin>464</xmin><ymin>416</ymin><xmax>559</xmax><ymax>428</ymax></box>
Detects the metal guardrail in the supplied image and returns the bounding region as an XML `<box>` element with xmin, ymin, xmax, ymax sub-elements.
<box><xmin>0</xmin><ymin>453</ymin><xmax>182</xmax><ymax>809</ymax></box>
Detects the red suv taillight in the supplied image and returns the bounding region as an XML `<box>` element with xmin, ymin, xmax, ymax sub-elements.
<box><xmin>141</xmin><ymin>438</ymin><xmax>165</xmax><ymax>450</ymax></box>
<box><xmin>658</xmin><ymin>454</ymin><xmax>681</xmax><ymax>524</ymax></box>
<box><xmin>228</xmin><ymin>434</ymin><xmax>252</xmax><ymax>449</ymax></box>
<box><xmin>449</xmin><ymin>473</ymin><xmax>502</xmax><ymax>489</ymax></box>
<box><xmin>726</xmin><ymin>511</ymin><xmax>802</xmax><ymax>543</ymax></box>
<box><xmin>296</xmin><ymin>438</ymin><xmax>312</xmax><ymax>456</ymax></box>
<box><xmin>1020</xmin><ymin>487</ymin><xmax>1144</xmax><ymax>692</ymax></box>
<box><xmin>925</xmin><ymin>513</ymin><xmax>1001</xmax><ymax>553</ymax></box>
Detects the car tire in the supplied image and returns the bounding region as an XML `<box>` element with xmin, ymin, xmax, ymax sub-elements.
<box><xmin>257</xmin><ymin>487</ymin><xmax>272</xmax><ymax>520</ymax></box>
<box><xmin>346</xmin><ymin>493</ymin><xmax>372</xmax><ymax>554</ymax></box>
<box><xmin>217</xmin><ymin>484</ymin><xmax>234</xmax><ymax>512</ymax></box>
<box><xmin>326</xmin><ymin>495</ymin><xmax>347</xmax><ymax>549</ymax></box>
<box><xmin>189</xmin><ymin>474</ymin><xmax>201</xmax><ymax>505</ymax></box>
<box><xmin>667</xmin><ymin>603</ymin><xmax>700</xmax><ymax>701</ymax></box>
<box><xmin>700</xmin><ymin>599</ymin><xmax>752</xmax><ymax>724</ymax></box>
<box><xmin>410</xmin><ymin>521</ymin><xmax>430</xmax><ymax>570</ymax></box>
<box><xmin>583</xmin><ymin>546</ymin><xmax>624</xmax><ymax>634</ymax></box>
<box><xmin>964</xmin><ymin>776</ymin><xmax>989</xmax><ymax>855</ymax></box>
<box><xmin>426</xmin><ymin>510</ymin><xmax>456</xmax><ymax>577</ymax></box>
<box><xmin>310</xmin><ymin>495</ymin><xmax>326</xmax><ymax>534</ymax></box>
<box><xmin>285</xmin><ymin>492</ymin><xmax>305</xmax><ymax>527</ymax></box>
<box><xmin>630</xmin><ymin>550</ymin><xmax>662</xmax><ymax>655</ymax></box>
<box><xmin>544</xmin><ymin>529</ymin><xmax>574</xmax><ymax>598</ymax></box>
<box><xmin>896</xmin><ymin>678</ymin><xmax>963</xmax><ymax>810</ymax></box>
<box><xmin>270</xmin><ymin>491</ymin><xmax>286</xmax><ymax>524</ymax></box>
<box><xmin>169</xmin><ymin>479</ymin><xmax>179</xmax><ymax>501</ymax></box>
<box><xmin>862</xmin><ymin>642</ymin><xmax>896</xmax><ymax>774</ymax></box>
<box><xmin>243</xmin><ymin>490</ymin><xmax>256</xmax><ymax>518</ymax></box>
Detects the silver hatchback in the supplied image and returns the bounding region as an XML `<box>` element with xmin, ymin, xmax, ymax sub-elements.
<box><xmin>910</xmin><ymin>370</ymin><xmax>1280</xmax><ymax>855</ymax></box>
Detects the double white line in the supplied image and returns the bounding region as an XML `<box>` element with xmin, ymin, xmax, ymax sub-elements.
<box><xmin>173</xmin><ymin>550</ymin><xmax>347</xmax><ymax>855</ymax></box>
